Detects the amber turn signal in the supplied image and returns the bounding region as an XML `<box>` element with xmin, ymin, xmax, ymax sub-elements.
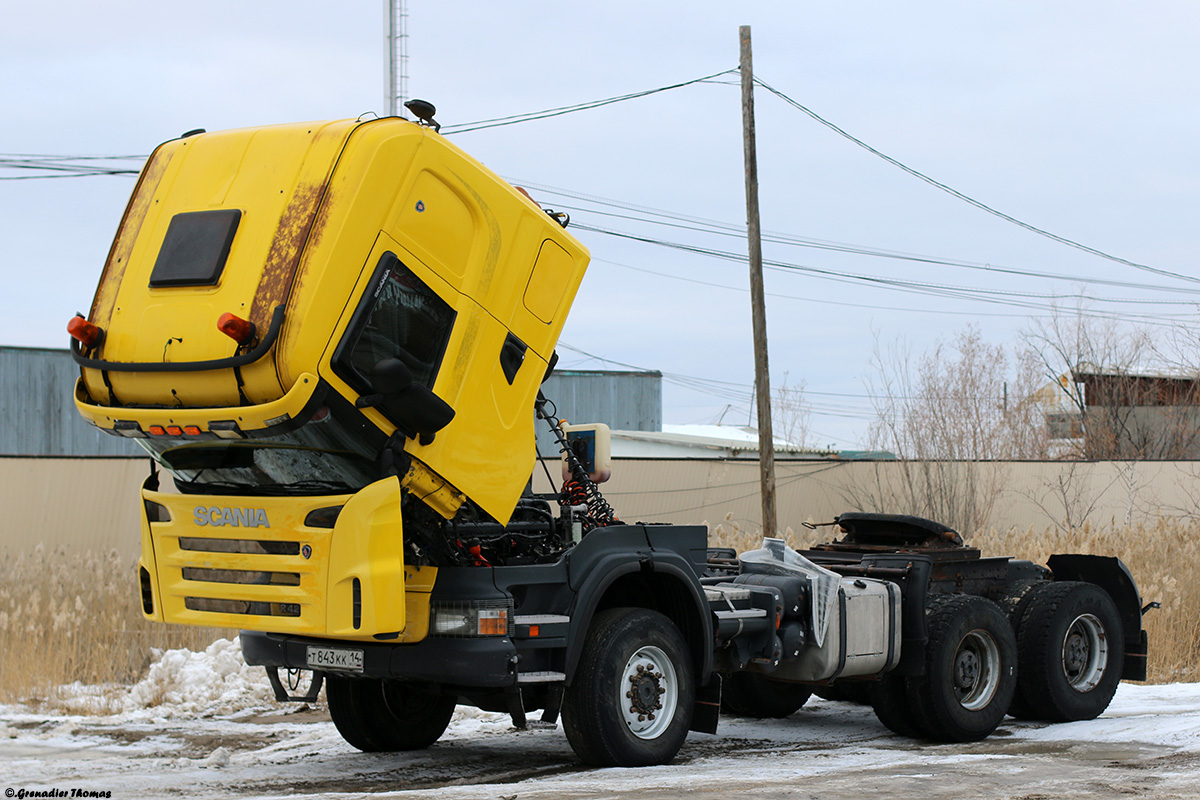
<box><xmin>217</xmin><ymin>312</ymin><xmax>256</xmax><ymax>344</ymax></box>
<box><xmin>68</xmin><ymin>315</ymin><xmax>104</xmax><ymax>347</ymax></box>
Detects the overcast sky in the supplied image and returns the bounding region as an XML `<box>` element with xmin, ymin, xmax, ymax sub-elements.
<box><xmin>4</xmin><ymin>1</ymin><xmax>1198</xmax><ymax>448</ymax></box>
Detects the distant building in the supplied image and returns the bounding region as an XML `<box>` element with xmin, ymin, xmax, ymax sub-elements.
<box><xmin>536</xmin><ymin>369</ymin><xmax>662</xmax><ymax>457</ymax></box>
<box><xmin>1071</xmin><ymin>367</ymin><xmax>1200</xmax><ymax>459</ymax></box>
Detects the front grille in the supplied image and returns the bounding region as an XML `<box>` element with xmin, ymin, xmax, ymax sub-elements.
<box><xmin>184</xmin><ymin>597</ymin><xmax>301</xmax><ymax>617</ymax></box>
<box><xmin>156</xmin><ymin>524</ymin><xmax>327</xmax><ymax>633</ymax></box>
<box><xmin>178</xmin><ymin>537</ymin><xmax>300</xmax><ymax>555</ymax></box>
<box><xmin>181</xmin><ymin>567</ymin><xmax>301</xmax><ymax>586</ymax></box>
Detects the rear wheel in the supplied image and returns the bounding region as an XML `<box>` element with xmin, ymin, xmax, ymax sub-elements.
<box><xmin>721</xmin><ymin>672</ymin><xmax>812</xmax><ymax>718</ymax></box>
<box><xmin>326</xmin><ymin>676</ymin><xmax>456</xmax><ymax>752</ymax></box>
<box><xmin>993</xmin><ymin>580</ymin><xmax>1041</xmax><ymax>720</ymax></box>
<box><xmin>868</xmin><ymin>674</ymin><xmax>922</xmax><ymax>738</ymax></box>
<box><xmin>562</xmin><ymin>608</ymin><xmax>694</xmax><ymax>766</ymax></box>
<box><xmin>1016</xmin><ymin>581</ymin><xmax>1123</xmax><ymax>722</ymax></box>
<box><xmin>907</xmin><ymin>594</ymin><xmax>1017</xmax><ymax>742</ymax></box>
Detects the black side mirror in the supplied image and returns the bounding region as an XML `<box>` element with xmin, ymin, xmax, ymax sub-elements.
<box><xmin>372</xmin><ymin>358</ymin><xmax>413</xmax><ymax>394</ymax></box>
<box><xmin>355</xmin><ymin>357</ymin><xmax>455</xmax><ymax>444</ymax></box>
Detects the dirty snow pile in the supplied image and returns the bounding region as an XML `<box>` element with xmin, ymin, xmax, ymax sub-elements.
<box><xmin>52</xmin><ymin>637</ymin><xmax>279</xmax><ymax>718</ymax></box>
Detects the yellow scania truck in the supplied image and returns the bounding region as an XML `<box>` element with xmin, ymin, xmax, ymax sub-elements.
<box><xmin>71</xmin><ymin>112</ymin><xmax>1149</xmax><ymax>766</ymax></box>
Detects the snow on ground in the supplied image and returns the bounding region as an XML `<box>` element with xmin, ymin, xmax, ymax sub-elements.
<box><xmin>2</xmin><ymin>638</ymin><xmax>1199</xmax><ymax>800</ymax></box>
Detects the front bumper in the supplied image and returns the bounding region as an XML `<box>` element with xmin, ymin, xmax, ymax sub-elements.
<box><xmin>241</xmin><ymin>629</ymin><xmax>519</xmax><ymax>687</ymax></box>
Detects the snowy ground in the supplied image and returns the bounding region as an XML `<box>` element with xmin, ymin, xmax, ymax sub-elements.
<box><xmin>2</xmin><ymin>638</ymin><xmax>1199</xmax><ymax>800</ymax></box>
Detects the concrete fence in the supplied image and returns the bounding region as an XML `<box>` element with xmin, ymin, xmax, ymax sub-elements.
<box><xmin>5</xmin><ymin>455</ymin><xmax>1199</xmax><ymax>559</ymax></box>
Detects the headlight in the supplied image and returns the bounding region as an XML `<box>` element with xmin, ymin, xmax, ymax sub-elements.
<box><xmin>430</xmin><ymin>600</ymin><xmax>513</xmax><ymax>637</ymax></box>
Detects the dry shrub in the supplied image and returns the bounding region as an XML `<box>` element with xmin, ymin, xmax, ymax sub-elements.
<box><xmin>707</xmin><ymin>513</ymin><xmax>824</xmax><ymax>554</ymax></box>
<box><xmin>709</xmin><ymin>516</ymin><xmax>1194</xmax><ymax>685</ymax></box>
<box><xmin>0</xmin><ymin>544</ymin><xmax>231</xmax><ymax>707</ymax></box>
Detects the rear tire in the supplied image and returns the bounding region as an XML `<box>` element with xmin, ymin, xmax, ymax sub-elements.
<box><xmin>906</xmin><ymin>594</ymin><xmax>1017</xmax><ymax>742</ymax></box>
<box><xmin>993</xmin><ymin>580</ymin><xmax>1042</xmax><ymax>720</ymax></box>
<box><xmin>868</xmin><ymin>674</ymin><xmax>922</xmax><ymax>737</ymax></box>
<box><xmin>721</xmin><ymin>672</ymin><xmax>812</xmax><ymax>718</ymax></box>
<box><xmin>326</xmin><ymin>676</ymin><xmax>456</xmax><ymax>752</ymax></box>
<box><xmin>1016</xmin><ymin>581</ymin><xmax>1123</xmax><ymax>722</ymax></box>
<box><xmin>562</xmin><ymin>608</ymin><xmax>694</xmax><ymax>766</ymax></box>
<box><xmin>814</xmin><ymin>682</ymin><xmax>872</xmax><ymax>706</ymax></box>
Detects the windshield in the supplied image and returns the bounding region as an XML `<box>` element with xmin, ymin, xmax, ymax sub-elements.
<box><xmin>138</xmin><ymin>402</ymin><xmax>381</xmax><ymax>496</ymax></box>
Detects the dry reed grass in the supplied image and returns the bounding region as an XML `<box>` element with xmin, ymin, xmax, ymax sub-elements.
<box><xmin>0</xmin><ymin>544</ymin><xmax>230</xmax><ymax>707</ymax></box>
<box><xmin>710</xmin><ymin>514</ymin><xmax>1197</xmax><ymax>685</ymax></box>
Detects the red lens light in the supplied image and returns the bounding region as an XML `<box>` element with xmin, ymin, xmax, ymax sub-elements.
<box><xmin>148</xmin><ymin>426</ymin><xmax>166</xmax><ymax>436</ymax></box>
<box><xmin>217</xmin><ymin>313</ymin><xmax>255</xmax><ymax>344</ymax></box>
<box><xmin>166</xmin><ymin>426</ymin><xmax>183</xmax><ymax>436</ymax></box>
<box><xmin>183</xmin><ymin>426</ymin><xmax>202</xmax><ymax>436</ymax></box>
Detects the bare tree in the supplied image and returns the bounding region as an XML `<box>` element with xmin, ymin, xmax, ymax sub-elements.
<box><xmin>772</xmin><ymin>372</ymin><xmax>811</xmax><ymax>448</ymax></box>
<box><xmin>848</xmin><ymin>325</ymin><xmax>1048</xmax><ymax>534</ymax></box>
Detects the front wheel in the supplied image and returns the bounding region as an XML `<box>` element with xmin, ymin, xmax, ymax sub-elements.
<box><xmin>906</xmin><ymin>594</ymin><xmax>1017</xmax><ymax>742</ymax></box>
<box><xmin>1016</xmin><ymin>581</ymin><xmax>1124</xmax><ymax>722</ymax></box>
<box><xmin>326</xmin><ymin>676</ymin><xmax>456</xmax><ymax>752</ymax></box>
<box><xmin>562</xmin><ymin>608</ymin><xmax>695</xmax><ymax>766</ymax></box>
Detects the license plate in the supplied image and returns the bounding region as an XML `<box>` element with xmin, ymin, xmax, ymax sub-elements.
<box><xmin>306</xmin><ymin>645</ymin><xmax>364</xmax><ymax>673</ymax></box>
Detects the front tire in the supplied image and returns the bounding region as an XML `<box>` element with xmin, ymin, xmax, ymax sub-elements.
<box><xmin>562</xmin><ymin>608</ymin><xmax>695</xmax><ymax>766</ymax></box>
<box><xmin>326</xmin><ymin>676</ymin><xmax>456</xmax><ymax>752</ymax></box>
<box><xmin>907</xmin><ymin>594</ymin><xmax>1017</xmax><ymax>742</ymax></box>
<box><xmin>1016</xmin><ymin>581</ymin><xmax>1123</xmax><ymax>722</ymax></box>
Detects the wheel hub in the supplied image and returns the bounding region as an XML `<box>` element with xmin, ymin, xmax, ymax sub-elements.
<box><xmin>620</xmin><ymin>644</ymin><xmax>678</xmax><ymax>740</ymax></box>
<box><xmin>627</xmin><ymin>663</ymin><xmax>665</xmax><ymax>719</ymax></box>
<box><xmin>1065</xmin><ymin>631</ymin><xmax>1090</xmax><ymax>674</ymax></box>
<box><xmin>1061</xmin><ymin>613</ymin><xmax>1108</xmax><ymax>691</ymax></box>
<box><xmin>953</xmin><ymin>629</ymin><xmax>1001</xmax><ymax>711</ymax></box>
<box><xmin>955</xmin><ymin>650</ymin><xmax>980</xmax><ymax>691</ymax></box>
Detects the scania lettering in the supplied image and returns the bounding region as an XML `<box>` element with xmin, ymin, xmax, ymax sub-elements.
<box><xmin>193</xmin><ymin>507</ymin><xmax>271</xmax><ymax>528</ymax></box>
<box><xmin>71</xmin><ymin>110</ymin><xmax>1150</xmax><ymax>767</ymax></box>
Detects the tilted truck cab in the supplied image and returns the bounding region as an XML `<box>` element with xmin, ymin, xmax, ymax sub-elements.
<box><xmin>73</xmin><ymin>114</ymin><xmax>1149</xmax><ymax>768</ymax></box>
<box><xmin>73</xmin><ymin>117</ymin><xmax>589</xmax><ymax>639</ymax></box>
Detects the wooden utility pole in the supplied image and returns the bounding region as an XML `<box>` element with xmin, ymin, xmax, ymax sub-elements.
<box><xmin>740</xmin><ymin>25</ymin><xmax>778</xmax><ymax>537</ymax></box>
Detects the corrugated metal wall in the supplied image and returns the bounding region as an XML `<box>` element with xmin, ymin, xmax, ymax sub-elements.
<box><xmin>0</xmin><ymin>349</ymin><xmax>658</xmax><ymax>459</ymax></box>
<box><xmin>0</xmin><ymin>347</ymin><xmax>141</xmax><ymax>456</ymax></box>
<box><xmin>536</xmin><ymin>370</ymin><xmax>662</xmax><ymax>456</ymax></box>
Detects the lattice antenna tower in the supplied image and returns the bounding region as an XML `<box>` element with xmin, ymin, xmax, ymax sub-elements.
<box><xmin>384</xmin><ymin>0</ymin><xmax>409</xmax><ymax>116</ymax></box>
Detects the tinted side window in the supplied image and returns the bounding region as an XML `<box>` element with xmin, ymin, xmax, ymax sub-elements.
<box><xmin>334</xmin><ymin>253</ymin><xmax>456</xmax><ymax>394</ymax></box>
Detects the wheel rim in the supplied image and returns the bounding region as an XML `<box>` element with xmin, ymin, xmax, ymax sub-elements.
<box><xmin>952</xmin><ymin>629</ymin><xmax>1001</xmax><ymax>711</ymax></box>
<box><xmin>620</xmin><ymin>645</ymin><xmax>678</xmax><ymax>740</ymax></box>
<box><xmin>1061</xmin><ymin>613</ymin><xmax>1108</xmax><ymax>692</ymax></box>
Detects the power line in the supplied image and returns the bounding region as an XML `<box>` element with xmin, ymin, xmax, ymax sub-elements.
<box><xmin>0</xmin><ymin>154</ymin><xmax>143</xmax><ymax>180</ymax></box>
<box><xmin>573</xmin><ymin>222</ymin><xmax>1199</xmax><ymax>325</ymax></box>
<box><xmin>440</xmin><ymin>69</ymin><xmax>737</xmax><ymax>134</ymax></box>
<box><xmin>755</xmin><ymin>76</ymin><xmax>1200</xmax><ymax>287</ymax></box>
<box><xmin>515</xmin><ymin>179</ymin><xmax>1200</xmax><ymax>298</ymax></box>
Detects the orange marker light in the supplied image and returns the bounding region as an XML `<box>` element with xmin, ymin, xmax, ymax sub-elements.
<box><xmin>148</xmin><ymin>426</ymin><xmax>166</xmax><ymax>436</ymax></box>
<box><xmin>166</xmin><ymin>426</ymin><xmax>183</xmax><ymax>436</ymax></box>
<box><xmin>183</xmin><ymin>426</ymin><xmax>202</xmax><ymax>436</ymax></box>
<box><xmin>67</xmin><ymin>315</ymin><xmax>104</xmax><ymax>347</ymax></box>
<box><xmin>477</xmin><ymin>608</ymin><xmax>508</xmax><ymax>636</ymax></box>
<box><xmin>217</xmin><ymin>312</ymin><xmax>255</xmax><ymax>344</ymax></box>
